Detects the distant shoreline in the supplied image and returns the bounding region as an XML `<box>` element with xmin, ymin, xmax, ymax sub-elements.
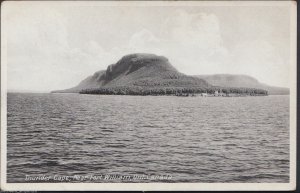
<box><xmin>78</xmin><ymin>86</ymin><xmax>268</xmax><ymax>97</ymax></box>
<box><xmin>79</xmin><ymin>93</ymin><xmax>268</xmax><ymax>97</ymax></box>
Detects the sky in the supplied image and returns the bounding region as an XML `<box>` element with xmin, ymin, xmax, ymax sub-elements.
<box><xmin>2</xmin><ymin>1</ymin><xmax>295</xmax><ymax>92</ymax></box>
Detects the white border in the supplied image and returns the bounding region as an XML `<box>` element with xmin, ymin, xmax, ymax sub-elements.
<box><xmin>0</xmin><ymin>1</ymin><xmax>297</xmax><ymax>191</ymax></box>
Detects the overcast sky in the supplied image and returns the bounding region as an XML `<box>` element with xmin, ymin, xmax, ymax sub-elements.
<box><xmin>3</xmin><ymin>1</ymin><xmax>295</xmax><ymax>92</ymax></box>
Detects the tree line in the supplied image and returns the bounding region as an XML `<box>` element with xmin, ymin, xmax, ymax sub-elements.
<box><xmin>79</xmin><ymin>86</ymin><xmax>268</xmax><ymax>96</ymax></box>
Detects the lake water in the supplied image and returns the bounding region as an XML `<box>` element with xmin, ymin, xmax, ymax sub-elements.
<box><xmin>7</xmin><ymin>93</ymin><xmax>289</xmax><ymax>183</ymax></box>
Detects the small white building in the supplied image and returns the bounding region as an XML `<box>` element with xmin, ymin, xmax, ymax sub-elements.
<box><xmin>214</xmin><ymin>90</ymin><xmax>219</xmax><ymax>96</ymax></box>
<box><xmin>201</xmin><ymin>93</ymin><xmax>207</xmax><ymax>97</ymax></box>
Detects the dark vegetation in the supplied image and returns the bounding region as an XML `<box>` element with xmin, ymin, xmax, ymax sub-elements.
<box><xmin>53</xmin><ymin>53</ymin><xmax>268</xmax><ymax>96</ymax></box>
<box><xmin>80</xmin><ymin>86</ymin><xmax>268</xmax><ymax>96</ymax></box>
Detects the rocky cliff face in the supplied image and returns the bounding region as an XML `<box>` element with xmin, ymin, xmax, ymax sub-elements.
<box><xmin>52</xmin><ymin>53</ymin><xmax>210</xmax><ymax>93</ymax></box>
<box><xmin>53</xmin><ymin>53</ymin><xmax>280</xmax><ymax>95</ymax></box>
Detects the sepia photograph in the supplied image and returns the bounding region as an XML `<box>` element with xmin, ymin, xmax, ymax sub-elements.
<box><xmin>0</xmin><ymin>0</ymin><xmax>297</xmax><ymax>191</ymax></box>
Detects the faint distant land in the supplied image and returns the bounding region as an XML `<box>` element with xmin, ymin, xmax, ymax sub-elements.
<box><xmin>52</xmin><ymin>53</ymin><xmax>271</xmax><ymax>96</ymax></box>
<box><xmin>195</xmin><ymin>74</ymin><xmax>289</xmax><ymax>95</ymax></box>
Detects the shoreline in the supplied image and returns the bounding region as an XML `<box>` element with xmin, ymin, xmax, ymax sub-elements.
<box><xmin>78</xmin><ymin>92</ymin><xmax>268</xmax><ymax>97</ymax></box>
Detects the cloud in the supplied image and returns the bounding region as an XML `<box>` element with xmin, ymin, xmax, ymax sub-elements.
<box><xmin>230</xmin><ymin>40</ymin><xmax>289</xmax><ymax>86</ymax></box>
<box><xmin>121</xmin><ymin>10</ymin><xmax>229</xmax><ymax>76</ymax></box>
<box><xmin>5</xmin><ymin>7</ymin><xmax>241</xmax><ymax>91</ymax></box>
<box><xmin>128</xmin><ymin>29</ymin><xmax>160</xmax><ymax>49</ymax></box>
<box><xmin>6</xmin><ymin>4</ymin><xmax>114</xmax><ymax>91</ymax></box>
<box><xmin>5</xmin><ymin>4</ymin><xmax>291</xmax><ymax>91</ymax></box>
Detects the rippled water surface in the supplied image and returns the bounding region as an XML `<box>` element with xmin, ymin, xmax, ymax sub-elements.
<box><xmin>7</xmin><ymin>93</ymin><xmax>289</xmax><ymax>183</ymax></box>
